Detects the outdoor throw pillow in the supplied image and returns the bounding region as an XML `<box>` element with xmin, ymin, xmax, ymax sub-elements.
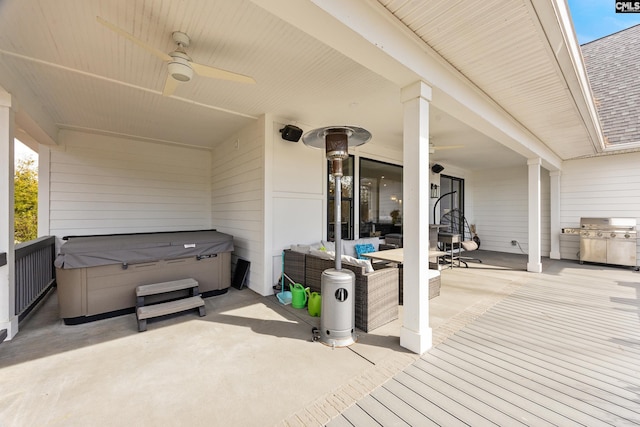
<box><xmin>354</xmin><ymin>243</ymin><xmax>375</xmax><ymax>260</ymax></box>
<box><xmin>342</xmin><ymin>255</ymin><xmax>374</xmax><ymax>273</ymax></box>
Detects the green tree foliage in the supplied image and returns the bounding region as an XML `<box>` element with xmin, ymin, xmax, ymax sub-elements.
<box><xmin>14</xmin><ymin>158</ymin><xmax>38</xmax><ymax>243</ymax></box>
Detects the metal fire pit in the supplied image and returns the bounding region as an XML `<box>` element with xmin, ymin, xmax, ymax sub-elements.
<box><xmin>564</xmin><ymin>217</ymin><xmax>637</xmax><ymax>268</ymax></box>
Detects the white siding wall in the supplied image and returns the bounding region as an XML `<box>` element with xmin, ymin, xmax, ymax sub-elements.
<box><xmin>268</xmin><ymin>120</ymin><xmax>326</xmax><ymax>293</ymax></box>
<box><xmin>49</xmin><ymin>130</ymin><xmax>211</xmax><ymax>238</ymax></box>
<box><xmin>211</xmin><ymin>117</ymin><xmax>265</xmax><ymax>293</ymax></box>
<box><xmin>266</xmin><ymin>122</ymin><xmax>404</xmax><ymax>295</ymax></box>
<box><xmin>559</xmin><ymin>152</ymin><xmax>640</xmax><ymax>261</ymax></box>
<box><xmin>470</xmin><ymin>165</ymin><xmax>550</xmax><ymax>255</ymax></box>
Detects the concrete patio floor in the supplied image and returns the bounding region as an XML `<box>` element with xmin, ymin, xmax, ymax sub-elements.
<box><xmin>1</xmin><ymin>251</ymin><xmax>637</xmax><ymax>426</ymax></box>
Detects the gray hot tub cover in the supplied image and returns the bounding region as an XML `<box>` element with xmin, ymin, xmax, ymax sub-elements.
<box><xmin>55</xmin><ymin>230</ymin><xmax>234</xmax><ymax>269</ymax></box>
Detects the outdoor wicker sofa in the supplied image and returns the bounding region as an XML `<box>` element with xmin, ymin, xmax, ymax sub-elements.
<box><xmin>284</xmin><ymin>243</ymin><xmax>441</xmax><ymax>308</ymax></box>
<box><xmin>283</xmin><ymin>249</ymin><xmax>398</xmax><ymax>332</ymax></box>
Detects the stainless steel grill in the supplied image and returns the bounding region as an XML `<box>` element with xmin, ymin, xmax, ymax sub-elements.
<box><xmin>564</xmin><ymin>217</ymin><xmax>637</xmax><ymax>267</ymax></box>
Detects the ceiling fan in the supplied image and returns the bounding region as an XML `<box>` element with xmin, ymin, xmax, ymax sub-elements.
<box><xmin>97</xmin><ymin>17</ymin><xmax>256</xmax><ymax>96</ymax></box>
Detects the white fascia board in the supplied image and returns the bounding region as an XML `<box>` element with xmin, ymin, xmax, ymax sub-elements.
<box><xmin>315</xmin><ymin>0</ymin><xmax>564</xmax><ymax>170</ymax></box>
<box><xmin>253</xmin><ymin>0</ymin><xmax>562</xmax><ymax>170</ymax></box>
<box><xmin>530</xmin><ymin>0</ymin><xmax>605</xmax><ymax>154</ymax></box>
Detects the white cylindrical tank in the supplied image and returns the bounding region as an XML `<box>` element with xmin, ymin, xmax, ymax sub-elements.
<box><xmin>320</xmin><ymin>268</ymin><xmax>356</xmax><ymax>347</ymax></box>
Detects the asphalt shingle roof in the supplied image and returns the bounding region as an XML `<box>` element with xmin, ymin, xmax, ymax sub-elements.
<box><xmin>581</xmin><ymin>24</ymin><xmax>640</xmax><ymax>145</ymax></box>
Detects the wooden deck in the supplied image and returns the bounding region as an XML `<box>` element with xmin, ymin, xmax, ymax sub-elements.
<box><xmin>328</xmin><ymin>258</ymin><xmax>640</xmax><ymax>426</ymax></box>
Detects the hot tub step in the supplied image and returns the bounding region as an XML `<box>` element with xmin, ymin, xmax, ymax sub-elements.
<box><xmin>136</xmin><ymin>296</ymin><xmax>205</xmax><ymax>332</ymax></box>
<box><xmin>135</xmin><ymin>278</ymin><xmax>205</xmax><ymax>332</ymax></box>
<box><xmin>136</xmin><ymin>278</ymin><xmax>199</xmax><ymax>297</ymax></box>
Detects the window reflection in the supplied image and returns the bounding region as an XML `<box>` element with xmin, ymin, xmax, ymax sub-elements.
<box><xmin>359</xmin><ymin>159</ymin><xmax>402</xmax><ymax>237</ymax></box>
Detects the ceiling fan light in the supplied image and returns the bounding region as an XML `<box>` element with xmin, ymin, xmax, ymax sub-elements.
<box><xmin>168</xmin><ymin>58</ymin><xmax>193</xmax><ymax>82</ymax></box>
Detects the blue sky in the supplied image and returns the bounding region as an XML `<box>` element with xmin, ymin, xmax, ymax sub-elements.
<box><xmin>568</xmin><ymin>0</ymin><xmax>640</xmax><ymax>44</ymax></box>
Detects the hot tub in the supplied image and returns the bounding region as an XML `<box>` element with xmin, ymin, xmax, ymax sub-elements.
<box><xmin>55</xmin><ymin>230</ymin><xmax>234</xmax><ymax>324</ymax></box>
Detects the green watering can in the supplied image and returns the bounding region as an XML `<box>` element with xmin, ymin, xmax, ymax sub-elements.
<box><xmin>307</xmin><ymin>289</ymin><xmax>321</xmax><ymax>317</ymax></box>
<box><xmin>290</xmin><ymin>283</ymin><xmax>309</xmax><ymax>309</ymax></box>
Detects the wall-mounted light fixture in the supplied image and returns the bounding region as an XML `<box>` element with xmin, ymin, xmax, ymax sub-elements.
<box><xmin>430</xmin><ymin>183</ymin><xmax>439</xmax><ymax>198</ymax></box>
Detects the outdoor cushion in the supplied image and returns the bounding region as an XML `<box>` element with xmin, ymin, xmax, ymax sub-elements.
<box><xmin>309</xmin><ymin>249</ymin><xmax>333</xmax><ymax>260</ymax></box>
<box><xmin>342</xmin><ymin>239</ymin><xmax>359</xmax><ymax>258</ymax></box>
<box><xmin>461</xmin><ymin>240</ymin><xmax>478</xmax><ymax>251</ymax></box>
<box><xmin>342</xmin><ymin>255</ymin><xmax>374</xmax><ymax>273</ymax></box>
<box><xmin>321</xmin><ymin>240</ymin><xmax>336</xmax><ymax>252</ymax></box>
<box><xmin>290</xmin><ymin>244</ymin><xmax>311</xmax><ymax>254</ymax></box>
<box><xmin>355</xmin><ymin>243</ymin><xmax>375</xmax><ymax>259</ymax></box>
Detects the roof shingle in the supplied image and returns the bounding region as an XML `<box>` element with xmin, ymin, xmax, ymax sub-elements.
<box><xmin>581</xmin><ymin>24</ymin><xmax>640</xmax><ymax>145</ymax></box>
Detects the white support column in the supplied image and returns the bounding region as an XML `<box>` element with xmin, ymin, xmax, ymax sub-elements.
<box><xmin>527</xmin><ymin>158</ymin><xmax>542</xmax><ymax>273</ymax></box>
<box><xmin>400</xmin><ymin>81</ymin><xmax>433</xmax><ymax>354</ymax></box>
<box><xmin>0</xmin><ymin>90</ymin><xmax>18</xmax><ymax>338</ymax></box>
<box><xmin>549</xmin><ymin>170</ymin><xmax>561</xmax><ymax>260</ymax></box>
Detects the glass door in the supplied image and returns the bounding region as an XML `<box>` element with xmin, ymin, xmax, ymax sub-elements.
<box><xmin>437</xmin><ymin>175</ymin><xmax>464</xmax><ymax>231</ymax></box>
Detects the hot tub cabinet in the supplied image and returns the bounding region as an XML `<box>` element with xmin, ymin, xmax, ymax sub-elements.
<box><xmin>55</xmin><ymin>230</ymin><xmax>234</xmax><ymax>324</ymax></box>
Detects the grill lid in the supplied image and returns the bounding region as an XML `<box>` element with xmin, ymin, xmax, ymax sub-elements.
<box><xmin>580</xmin><ymin>217</ymin><xmax>637</xmax><ymax>230</ymax></box>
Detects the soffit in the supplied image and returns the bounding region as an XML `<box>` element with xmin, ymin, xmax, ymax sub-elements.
<box><xmin>378</xmin><ymin>0</ymin><xmax>600</xmax><ymax>160</ymax></box>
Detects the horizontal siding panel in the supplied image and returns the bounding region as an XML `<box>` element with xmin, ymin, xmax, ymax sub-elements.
<box><xmin>50</xmin><ymin>189</ymin><xmax>206</xmax><ymax>202</ymax></box>
<box><xmin>211</xmin><ymin>199</ymin><xmax>263</xmax><ymax>212</ymax></box>
<box><xmin>50</xmin><ymin>182</ymin><xmax>208</xmax><ymax>198</ymax></box>
<box><xmin>559</xmin><ymin>152</ymin><xmax>640</xmax><ymax>261</ymax></box>
<box><xmin>212</xmin><ymin>119</ymin><xmax>265</xmax><ymax>294</ymax></box>
<box><xmin>50</xmin><ymin>201</ymin><xmax>207</xmax><ymax>212</ymax></box>
<box><xmin>211</xmin><ymin>146</ymin><xmax>262</xmax><ymax>175</ymax></box>
<box><xmin>50</xmin><ymin>130</ymin><xmax>212</xmax><ymax>237</ymax></box>
<box><xmin>213</xmin><ymin>189</ymin><xmax>263</xmax><ymax>204</ymax></box>
<box><xmin>469</xmin><ymin>165</ymin><xmax>550</xmax><ymax>255</ymax></box>
<box><xmin>51</xmin><ymin>152</ymin><xmax>209</xmax><ymax>176</ymax></box>
<box><xmin>59</xmin><ymin>131</ymin><xmax>211</xmax><ymax>168</ymax></box>
<box><xmin>212</xmin><ymin>180</ymin><xmax>262</xmax><ymax>197</ymax></box>
<box><xmin>51</xmin><ymin>210</ymin><xmax>205</xmax><ymax>221</ymax></box>
<box><xmin>50</xmin><ymin>218</ymin><xmax>207</xmax><ymax>231</ymax></box>
<box><xmin>213</xmin><ymin>169</ymin><xmax>264</xmax><ymax>194</ymax></box>
<box><xmin>50</xmin><ymin>169</ymin><xmax>207</xmax><ymax>186</ymax></box>
<box><xmin>209</xmin><ymin>210</ymin><xmax>261</xmax><ymax>222</ymax></box>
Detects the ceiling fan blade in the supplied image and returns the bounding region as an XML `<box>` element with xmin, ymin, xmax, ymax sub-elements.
<box><xmin>162</xmin><ymin>75</ymin><xmax>180</xmax><ymax>96</ymax></box>
<box><xmin>97</xmin><ymin>16</ymin><xmax>171</xmax><ymax>62</ymax></box>
<box><xmin>190</xmin><ymin>62</ymin><xmax>256</xmax><ymax>84</ymax></box>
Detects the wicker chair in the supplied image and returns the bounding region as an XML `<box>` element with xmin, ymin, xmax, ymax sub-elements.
<box><xmin>283</xmin><ymin>250</ymin><xmax>306</xmax><ymax>285</ymax></box>
<box><xmin>374</xmin><ymin>244</ymin><xmax>441</xmax><ymax>304</ymax></box>
<box><xmin>397</xmin><ymin>266</ymin><xmax>441</xmax><ymax>305</ymax></box>
<box><xmin>305</xmin><ymin>255</ymin><xmax>399</xmax><ymax>332</ymax></box>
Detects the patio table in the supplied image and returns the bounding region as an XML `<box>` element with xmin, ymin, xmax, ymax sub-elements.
<box><xmin>363</xmin><ymin>248</ymin><xmax>443</xmax><ymax>303</ymax></box>
<box><xmin>364</xmin><ymin>248</ymin><xmax>447</xmax><ymax>267</ymax></box>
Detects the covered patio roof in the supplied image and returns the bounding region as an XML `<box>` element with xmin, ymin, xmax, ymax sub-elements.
<box><xmin>0</xmin><ymin>0</ymin><xmax>604</xmax><ymax>170</ymax></box>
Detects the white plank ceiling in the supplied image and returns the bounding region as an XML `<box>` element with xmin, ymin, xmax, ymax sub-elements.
<box><xmin>0</xmin><ymin>0</ymin><xmax>607</xmax><ymax>169</ymax></box>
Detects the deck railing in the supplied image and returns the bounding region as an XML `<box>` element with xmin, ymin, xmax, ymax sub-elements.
<box><xmin>15</xmin><ymin>236</ymin><xmax>56</xmax><ymax>320</ymax></box>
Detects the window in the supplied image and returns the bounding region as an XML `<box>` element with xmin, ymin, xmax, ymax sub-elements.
<box><xmin>359</xmin><ymin>158</ymin><xmax>403</xmax><ymax>237</ymax></box>
<box><xmin>327</xmin><ymin>156</ymin><xmax>354</xmax><ymax>240</ymax></box>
